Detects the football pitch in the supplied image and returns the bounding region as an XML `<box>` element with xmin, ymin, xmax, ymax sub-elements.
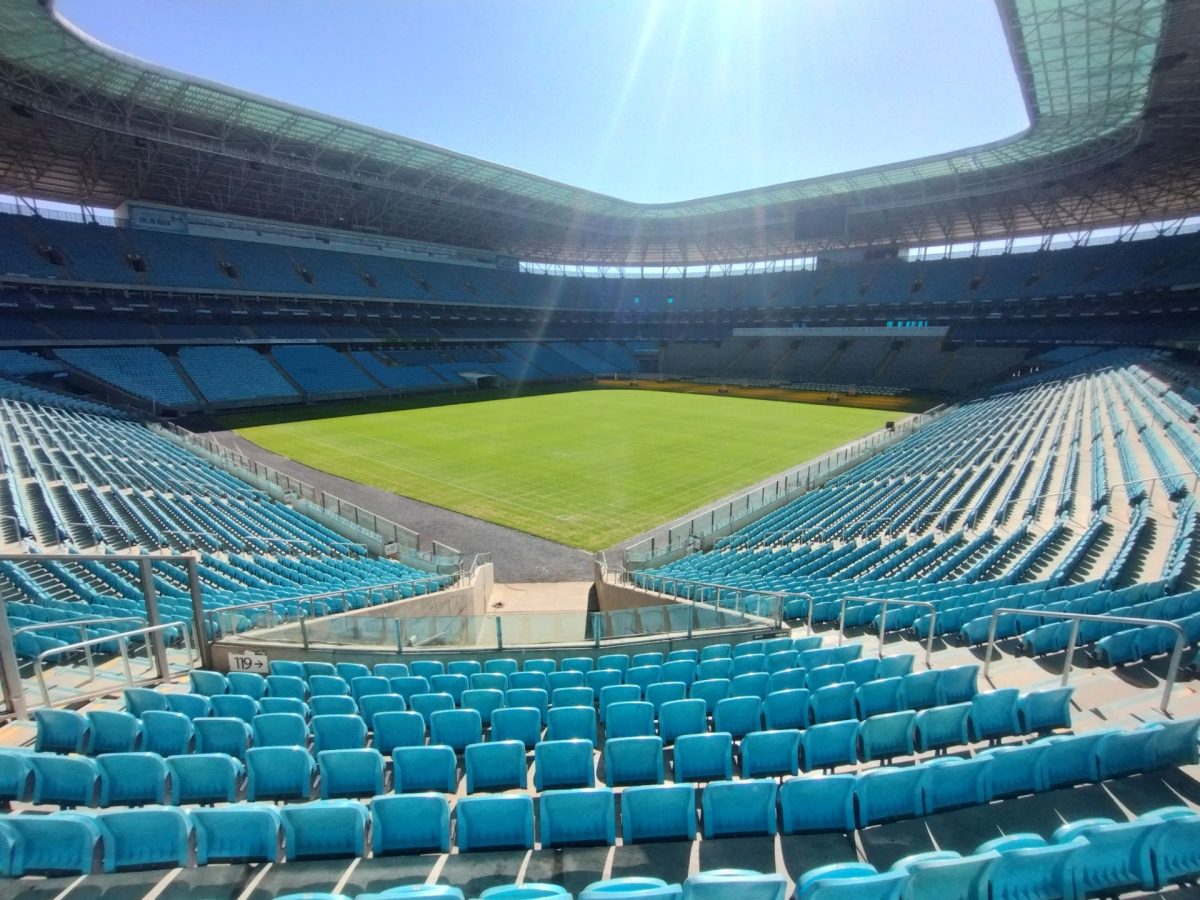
<box><xmin>232</xmin><ymin>389</ymin><xmax>897</xmax><ymax>550</ymax></box>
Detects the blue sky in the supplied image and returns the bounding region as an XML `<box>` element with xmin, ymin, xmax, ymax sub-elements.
<box><xmin>56</xmin><ymin>0</ymin><xmax>1029</xmax><ymax>204</ymax></box>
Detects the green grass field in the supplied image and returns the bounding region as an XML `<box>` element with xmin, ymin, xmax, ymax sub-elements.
<box><xmin>233</xmin><ymin>389</ymin><xmax>895</xmax><ymax>550</ymax></box>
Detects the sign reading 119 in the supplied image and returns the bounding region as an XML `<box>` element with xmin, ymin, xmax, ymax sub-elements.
<box><xmin>229</xmin><ymin>651</ymin><xmax>268</xmax><ymax>673</ymax></box>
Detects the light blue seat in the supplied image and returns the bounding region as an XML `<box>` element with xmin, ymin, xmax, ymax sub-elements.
<box><xmin>843</xmin><ymin>658</ymin><xmax>880</xmax><ymax>686</ymax></box>
<box><xmin>35</xmin><ymin>708</ymin><xmax>90</xmax><ymax>755</ymax></box>
<box><xmin>697</xmin><ymin>659</ymin><xmax>733</xmax><ymax>681</ymax></box>
<box><xmin>768</xmin><ymin>668</ymin><xmax>807</xmax><ymax>694</ymax></box>
<box><xmin>484</xmin><ymin>658</ymin><xmax>519</xmax><ymax>676</ymax></box>
<box><xmin>1018</xmin><ymin>686</ymin><xmax>1074</xmax><ymax>733</ymax></box>
<box><xmin>0</xmin><ymin>752</ymin><xmax>30</xmax><ymax>805</ymax></box>
<box><xmin>600</xmin><ymin>684</ymin><xmax>641</xmax><ymax>723</ymax></box>
<box><xmin>967</xmin><ymin>688</ymin><xmax>1020</xmax><ymax>743</ymax></box>
<box><xmin>659</xmin><ymin>699</ymin><xmax>707</xmax><ymax>746</ymax></box>
<box><xmin>210</xmin><ymin>694</ymin><xmax>261</xmax><ymax>724</ymax></box>
<box><xmin>607</xmin><ymin>701</ymin><xmax>656</xmax><ymax>739</ymax></box>
<box><xmin>982</xmin><ymin>833</ymin><xmax>1079</xmax><ymax>900</ymax></box>
<box><xmin>713</xmin><ymin>696</ymin><xmax>762</xmax><ymax>740</ymax></box>
<box><xmin>604</xmin><ymin>735</ymin><xmax>664</xmax><ymax>787</ymax></box>
<box><xmin>892</xmin><ymin>849</ymin><xmax>998</xmax><ymax>900</ymax></box>
<box><xmin>269</xmin><ymin>660</ymin><xmax>306</xmax><ymax>678</ymax></box>
<box><xmin>586</xmin><ymin>669</ymin><xmax>623</xmax><ymax>696</ymax></box>
<box><xmin>447</xmin><ymin>660</ymin><xmax>481</xmax><ymax>679</ymax></box>
<box><xmin>621</xmin><ymin>783</ymin><xmax>697</xmax><ymax>844</ymax></box>
<box><xmin>0</xmin><ymin>813</ymin><xmax>101</xmax><ymax>875</ymax></box>
<box><xmin>472</xmin><ymin>672</ymin><xmax>510</xmax><ymax>692</ymax></box>
<box><xmin>165</xmin><ymin>692</ymin><xmax>213</xmax><ymax>720</ymax></box>
<box><xmin>374</xmin><ymin>663</ymin><xmax>410</xmax><ymax>680</ymax></box>
<box><xmin>456</xmin><ymin>794</ymin><xmax>535</xmax><ymax>851</ymax></box>
<box><xmin>410</xmin><ymin>693</ymin><xmax>457</xmax><ymax>728</ymax></box>
<box><xmin>319</xmin><ymin>748</ymin><xmax>385</xmax><ymax>799</ymax></box>
<box><xmin>227</xmin><ymin>671</ymin><xmax>267</xmax><ymax>700</ymax></box>
<box><xmin>801</xmin><ymin>720</ymin><xmax>860</xmax><ymax>772</ymax></box>
<box><xmin>360</xmin><ymin>693</ymin><xmax>408</xmax><ymax>730</ymax></box>
<box><xmin>373</xmin><ymin>710</ymin><xmax>426</xmax><ymax>754</ymax></box>
<box><xmin>505</xmin><ymin>688</ymin><xmax>549</xmax><ymax>725</ymax></box>
<box><xmin>854</xmin><ymin>678</ymin><xmax>904</xmax><ymax>718</ymax></box>
<box><xmin>190</xmin><ymin>670</ymin><xmax>230</xmax><ymax>697</ymax></box>
<box><xmin>390</xmin><ymin>676</ymin><xmax>432</xmax><ymax>704</ymax></box>
<box><xmin>806</xmin><ymin>664</ymin><xmax>846</xmax><ymax>691</ymax></box>
<box><xmin>780</xmin><ymin>774</ymin><xmax>856</xmax><ymax>833</ymax></box>
<box><xmin>1040</xmin><ymin>730</ymin><xmax>1114</xmax><ymax>788</ymax></box>
<box><xmin>525</xmin><ymin>658</ymin><xmax>558</xmax><ymax>674</ymax></box>
<box><xmin>700</xmin><ymin>643</ymin><xmax>731</xmax><ymax>660</ymax></box>
<box><xmin>1096</xmin><ymin>726</ymin><xmax>1162</xmax><ymax>779</ymax></box>
<box><xmin>311</xmin><ymin>695</ymin><xmax>359</xmax><ymax>717</ymax></box>
<box><xmin>466</xmin><ymin>740</ymin><xmax>527</xmax><ymax>793</ymax></box>
<box><xmin>854</xmin><ymin>766</ymin><xmax>925</xmax><ymax>827</ymax></box>
<box><xmin>534</xmin><ymin>738</ymin><xmax>595</xmax><ymax>790</ymax></box>
<box><xmin>547</xmin><ymin>671</ymin><xmax>586</xmax><ymax>694</ymax></box>
<box><xmin>763</xmin><ymin>688</ymin><xmax>810</xmax><ymax>730</ymax></box>
<box><xmin>551</xmin><ymin>686</ymin><xmax>595</xmax><ymax>709</ymax></box>
<box><xmin>350</xmin><ymin>676</ymin><xmax>392</xmax><ymax>703</ymax></box>
<box><xmin>857</xmin><ymin>710</ymin><xmax>916</xmax><ymax>763</ymax></box>
<box><xmin>597</xmin><ymin>654</ymin><xmax>630</xmax><ymax>675</ymax></box>
<box><xmin>194</xmin><ymin>716</ymin><xmax>252</xmax><ymax>759</ymax></box>
<box><xmin>796</xmin><ymin>863</ymin><xmax>905</xmax><ymax>900</ymax></box>
<box><xmin>280</xmin><ymin>799</ymin><xmax>369</xmax><ymax>860</ymax></box>
<box><xmin>732</xmin><ymin>654</ymin><xmax>766</xmax><ymax>676</ymax></box>
<box><xmin>673</xmin><ymin>731</ymin><xmax>733</xmax><ymax>783</ymax></box>
<box><xmin>410</xmin><ymin>660</ymin><xmax>445</xmax><ymax>680</ymax></box>
<box><xmin>688</xmin><ymin>679</ymin><xmax>730</xmax><ymax>716</ymax></box>
<box><xmin>304</xmin><ymin>662</ymin><xmax>338</xmax><ymax>679</ymax></box>
<box><xmin>266</xmin><ymin>675</ymin><xmax>309</xmax><ymax>701</ymax></box>
<box><xmin>192</xmin><ymin>805</ymin><xmax>283</xmax><ymax>863</ymax></box>
<box><xmin>431</xmin><ymin>674</ymin><xmax>470</xmax><ymax>705</ymax></box>
<box><xmin>562</xmin><ymin>656</ymin><xmax>595</xmax><ymax>675</ymax></box>
<box><xmin>245</xmin><ymin>745</ymin><xmax>315</xmax><ymax>801</ymax></box>
<box><xmin>85</xmin><ymin>710</ymin><xmax>142</xmax><ymax>755</ymax></box>
<box><xmin>260</xmin><ymin>696</ymin><xmax>310</xmax><ymax>718</ymax></box>
<box><xmin>935</xmin><ymin>665</ymin><xmax>979</xmax><ymax>705</ymax></box>
<box><xmin>915</xmin><ymin>703</ymin><xmax>971</xmax><ymax>754</ymax></box>
<box><xmin>94</xmin><ymin>807</ymin><xmax>192</xmax><ymax>872</ymax></box>
<box><xmin>312</xmin><ymin>713</ymin><xmax>367</xmax><ymax>753</ymax></box>
<box><xmin>627</xmin><ymin>665</ymin><xmax>662</xmax><ymax>697</ymax></box>
<box><xmin>877</xmin><ymin>655</ymin><xmax>914</xmax><ymax>678</ymax></box>
<box><xmin>740</xmin><ymin>728</ymin><xmax>801</xmax><ymax>778</ymax></box>
<box><xmin>646</xmin><ymin>681</ymin><xmax>688</xmax><ymax>715</ymax></box>
<box><xmin>734</xmin><ymin>641</ymin><xmax>766</xmax><ymax>658</ymax></box>
<box><xmin>1149</xmin><ymin>717</ymin><xmax>1200</xmax><ymax>767</ymax></box>
<box><xmin>1054</xmin><ymin>816</ymin><xmax>1158</xmax><ymax>897</ymax></box>
<box><xmin>491</xmin><ymin>706</ymin><xmax>542</xmax><ymax>750</ymax></box>
<box><xmin>632</xmin><ymin>652</ymin><xmax>664</xmax><ymax>668</ymax></box>
<box><xmin>31</xmin><ymin>754</ymin><xmax>99</xmax><ymax>807</ymax></box>
<box><xmin>429</xmin><ymin>708</ymin><xmax>483</xmax><ymax>752</ymax></box>
<box><xmin>730</xmin><ymin>672</ymin><xmax>770</xmax><ymax>701</ymax></box>
<box><xmin>393</xmin><ymin>745</ymin><xmax>457</xmax><ymax>793</ymax></box>
<box><xmin>252</xmin><ymin>711</ymin><xmax>307</xmax><ymax>747</ymax></box>
<box><xmin>371</xmin><ymin>792</ymin><xmax>451</xmax><ymax>855</ymax></box>
<box><xmin>683</xmin><ymin>869</ymin><xmax>787</xmax><ymax>900</ymax></box>
<box><xmin>701</xmin><ymin>779</ymin><xmax>778</xmax><ymax>838</ymax></box>
<box><xmin>976</xmin><ymin>743</ymin><xmax>1049</xmax><ymax>797</ymax></box>
<box><xmin>920</xmin><ymin>756</ymin><xmax>992</xmax><ymax>813</ymax></box>
<box><xmin>899</xmin><ymin>670</ymin><xmax>939</xmax><ymax>711</ymax></box>
<box><xmin>1147</xmin><ymin>808</ymin><xmax>1200</xmax><ymax>887</ymax></box>
<box><xmin>167</xmin><ymin>753</ymin><xmax>243</xmax><ymax>805</ymax></box>
<box><xmin>97</xmin><ymin>752</ymin><xmax>169</xmax><ymax>806</ymax></box>
<box><xmin>462</xmin><ymin>688</ymin><xmax>505</xmax><ymax>726</ymax></box>
<box><xmin>510</xmin><ymin>671</ymin><xmax>549</xmax><ymax>692</ymax></box>
<box><xmin>810</xmin><ymin>682</ymin><xmax>857</xmax><ymax>725</ymax></box>
<box><xmin>661</xmin><ymin>660</ymin><xmax>697</xmax><ymax>686</ymax></box>
<box><xmin>766</xmin><ymin>651</ymin><xmax>798</xmax><ymax>674</ymax></box>
<box><xmin>124</xmin><ymin>687</ymin><xmax>169</xmax><ymax>717</ymax></box>
<box><xmin>547</xmin><ymin>706</ymin><xmax>598</xmax><ymax>744</ymax></box>
<box><xmin>540</xmin><ymin>787</ymin><xmax>616</xmax><ymax>847</ymax></box>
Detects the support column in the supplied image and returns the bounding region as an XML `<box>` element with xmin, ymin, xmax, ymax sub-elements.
<box><xmin>139</xmin><ymin>558</ymin><xmax>170</xmax><ymax>680</ymax></box>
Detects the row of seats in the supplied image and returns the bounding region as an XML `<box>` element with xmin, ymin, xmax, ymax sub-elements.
<box><xmin>5</xmin><ymin>717</ymin><xmax>1197</xmax><ymax>878</ymax></box>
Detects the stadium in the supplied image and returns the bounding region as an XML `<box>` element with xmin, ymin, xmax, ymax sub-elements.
<box><xmin>0</xmin><ymin>0</ymin><xmax>1198</xmax><ymax>897</ymax></box>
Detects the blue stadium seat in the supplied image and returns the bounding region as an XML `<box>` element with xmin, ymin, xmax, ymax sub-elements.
<box><xmin>390</xmin><ymin>676</ymin><xmax>432</xmax><ymax>704</ymax></box>
<box><xmin>373</xmin><ymin>710</ymin><xmax>427</xmax><ymax>754</ymax></box>
<box><xmin>211</xmin><ymin>694</ymin><xmax>261</xmax><ymax>724</ymax></box>
<box><xmin>688</xmin><ymin>679</ymin><xmax>731</xmax><ymax>716</ymax></box>
<box><xmin>85</xmin><ymin>710</ymin><xmax>142</xmax><ymax>755</ymax></box>
<box><xmin>194</xmin><ymin>716</ymin><xmax>252</xmax><ymax>759</ymax></box>
<box><xmin>266</xmin><ymin>675</ymin><xmax>309</xmax><ymax>701</ymax></box>
<box><xmin>562</xmin><ymin>656</ymin><xmax>595</xmax><ymax>675</ymax></box>
<box><xmin>935</xmin><ymin>665</ymin><xmax>979</xmax><ymax>705</ymax></box>
<box><xmin>920</xmin><ymin>756</ymin><xmax>993</xmax><ymax>814</ymax></box>
<box><xmin>371</xmin><ymin>793</ymin><xmax>451</xmax><ymax>855</ymax></box>
<box><xmin>967</xmin><ymin>688</ymin><xmax>1020</xmax><ymax>743</ymax></box>
<box><xmin>165</xmin><ymin>692</ymin><xmax>212</xmax><ymax>720</ymax></box>
<box><xmin>124</xmin><ymin>687</ymin><xmax>169</xmax><ymax>717</ymax></box>
<box><xmin>312</xmin><ymin>713</ymin><xmax>367</xmax><ymax>753</ymax></box>
<box><xmin>484</xmin><ymin>658</ymin><xmax>519</xmax><ymax>676</ymax></box>
<box><xmin>1017</xmin><ymin>686</ymin><xmax>1074</xmax><ymax>733</ymax></box>
<box><xmin>472</xmin><ymin>672</ymin><xmax>510</xmax><ymax>692</ymax></box>
<box><xmin>192</xmin><ymin>805</ymin><xmax>283</xmax><ymax>863</ymax></box>
<box><xmin>627</xmin><ymin>665</ymin><xmax>662</xmax><ymax>697</ymax></box>
<box><xmin>597</xmin><ymin>654</ymin><xmax>630</xmax><ymax>675</ymax></box>
<box><xmin>410</xmin><ymin>660</ymin><xmax>445</xmax><ymax>680</ymax></box>
<box><xmin>683</xmin><ymin>869</ymin><xmax>787</xmax><ymax>900</ymax></box>
<box><xmin>607</xmin><ymin>701</ymin><xmax>656</xmax><ymax>739</ymax></box>
<box><xmin>732</xmin><ymin>654</ymin><xmax>766</xmax><ymax>676</ymax></box>
<box><xmin>763</xmin><ymin>688</ymin><xmax>810</xmax><ymax>730</ymax></box>
<box><xmin>311</xmin><ymin>695</ymin><xmax>358</xmax><ymax>717</ymax></box>
<box><xmin>431</xmin><ymin>674</ymin><xmax>470</xmax><ymax>705</ymax></box>
<box><xmin>795</xmin><ymin>863</ymin><xmax>905</xmax><ymax>900</ymax></box>
<box><xmin>491</xmin><ymin>705</ymin><xmax>542</xmax><ymax>750</ymax></box>
<box><xmin>167</xmin><ymin>753</ymin><xmax>243</xmax><ymax>805</ymax></box>
<box><xmin>269</xmin><ymin>661</ymin><xmax>306</xmax><ymax>678</ymax></box>
<box><xmin>526</xmin><ymin>658</ymin><xmax>558</xmax><ymax>674</ymax></box>
<box><xmin>780</xmin><ymin>774</ymin><xmax>856</xmax><ymax>833</ymax></box>
<box><xmin>0</xmin><ymin>813</ymin><xmax>101</xmax><ymax>875</ymax></box>
<box><xmin>319</xmin><ymin>748</ymin><xmax>385</xmax><ymax>799</ymax></box>
<box><xmin>600</xmin><ymin>684</ymin><xmax>641</xmax><ymax>723</ymax></box>
<box><xmin>94</xmin><ymin>807</ymin><xmax>192</xmax><ymax>872</ymax></box>
<box><xmin>245</xmin><ymin>745</ymin><xmax>315</xmax><ymax>801</ymax></box>
<box><xmin>228</xmin><ymin>672</ymin><xmax>267</xmax><ymax>700</ymax></box>
<box><xmin>891</xmin><ymin>849</ymin><xmax>998</xmax><ymax>900</ymax></box>
<box><xmin>843</xmin><ymin>658</ymin><xmax>880</xmax><ymax>686</ymax></box>
<box><xmin>534</xmin><ymin>738</ymin><xmax>595</xmax><ymax>790</ymax></box>
<box><xmin>976</xmin><ymin>743</ymin><xmax>1049</xmax><ymax>798</ymax></box>
<box><xmin>713</xmin><ymin>696</ymin><xmax>762</xmax><ymax>739</ymax></box>
<box><xmin>982</xmin><ymin>833</ymin><xmax>1079</xmax><ymax>900</ymax></box>
<box><xmin>899</xmin><ymin>671</ymin><xmax>939</xmax><ymax>711</ymax></box>
<box><xmin>505</xmin><ymin>688</ymin><xmax>549</xmax><ymax>725</ymax></box>
<box><xmin>429</xmin><ymin>708</ymin><xmax>483</xmax><ymax>752</ymax></box>
<box><xmin>510</xmin><ymin>671</ymin><xmax>549</xmax><ymax>692</ymax></box>
<box><xmin>740</xmin><ymin>728</ymin><xmax>801</xmax><ymax>778</ymax></box>
<box><xmin>800</xmin><ymin>720</ymin><xmax>861</xmax><ymax>772</ymax></box>
<box><xmin>374</xmin><ymin>663</ymin><xmax>410</xmax><ymax>680</ymax></box>
<box><xmin>661</xmin><ymin>660</ymin><xmax>697</xmax><ymax>686</ymax></box>
<box><xmin>462</xmin><ymin>688</ymin><xmax>505</xmax><ymax>726</ymax></box>
<box><xmin>547</xmin><ymin>671</ymin><xmax>586</xmax><ymax>694</ymax></box>
<box><xmin>35</xmin><ymin>708</ymin><xmax>90</xmax><ymax>754</ymax></box>
<box><xmin>359</xmin><ymin>693</ymin><xmax>408</xmax><ymax>729</ymax></box>
<box><xmin>806</xmin><ymin>664</ymin><xmax>846</xmax><ymax>691</ymax></box>
<box><xmin>141</xmin><ymin>710</ymin><xmax>195</xmax><ymax>756</ymax></box>
<box><xmin>280</xmin><ymin>799</ymin><xmax>369</xmax><ymax>860</ymax></box>
<box><xmin>854</xmin><ymin>678</ymin><xmax>904</xmax><ymax>718</ymax></box>
<box><xmin>620</xmin><ymin>783</ymin><xmax>697</xmax><ymax>844</ymax></box>
<box><xmin>259</xmin><ymin>697</ymin><xmax>310</xmax><ymax>718</ymax></box>
<box><xmin>336</xmin><ymin>662</ymin><xmax>371</xmax><ymax>682</ymax></box>
<box><xmin>304</xmin><ymin>662</ymin><xmax>338</xmax><ymax>679</ymax></box>
<box><xmin>914</xmin><ymin>703</ymin><xmax>971</xmax><ymax>754</ymax></box>
<box><xmin>0</xmin><ymin>752</ymin><xmax>31</xmax><ymax>806</ymax></box>
<box><xmin>659</xmin><ymin>698</ymin><xmax>707</xmax><ymax>746</ymax></box>
<box><xmin>604</xmin><ymin>735</ymin><xmax>664</xmax><ymax>786</ymax></box>
<box><xmin>30</xmin><ymin>754</ymin><xmax>100</xmax><ymax>807</ymax></box>
<box><xmin>539</xmin><ymin>787</ymin><xmax>616</xmax><ymax>847</ymax></box>
<box><xmin>646</xmin><ymin>681</ymin><xmax>688</xmax><ymax>715</ymax></box>
<box><xmin>190</xmin><ymin>670</ymin><xmax>230</xmax><ymax>697</ymax></box>
<box><xmin>857</xmin><ymin>711</ymin><xmax>916</xmax><ymax>763</ymax></box>
<box><xmin>697</xmin><ymin>659</ymin><xmax>733</xmax><ymax>681</ymax></box>
<box><xmin>551</xmin><ymin>686</ymin><xmax>594</xmax><ymax>709</ymax></box>
<box><xmin>673</xmin><ymin>732</ymin><xmax>733</xmax><ymax>783</ymax></box>
<box><xmin>768</xmin><ymin>668</ymin><xmax>807</xmax><ymax>694</ymax></box>
<box><xmin>730</xmin><ymin>672</ymin><xmax>770</xmax><ymax>701</ymax></box>
<box><xmin>1146</xmin><ymin>808</ymin><xmax>1200</xmax><ymax>888</ymax></box>
<box><xmin>97</xmin><ymin>751</ymin><xmax>169</xmax><ymax>806</ymax></box>
<box><xmin>456</xmin><ymin>794</ymin><xmax>535</xmax><ymax>851</ymax></box>
<box><xmin>1054</xmin><ymin>817</ymin><xmax>1158</xmax><ymax>897</ymax></box>
<box><xmin>465</xmin><ymin>740</ymin><xmax>527</xmax><ymax>793</ymax></box>
<box><xmin>393</xmin><ymin>745</ymin><xmax>457</xmax><ymax>793</ymax></box>
<box><xmin>1040</xmin><ymin>730</ymin><xmax>1114</xmax><ymax>789</ymax></box>
<box><xmin>252</xmin><ymin>711</ymin><xmax>307</xmax><ymax>747</ymax></box>
<box><xmin>586</xmin><ymin>669</ymin><xmax>623</xmax><ymax>696</ymax></box>
<box><xmin>809</xmin><ymin>683</ymin><xmax>856</xmax><ymax>725</ymax></box>
<box><xmin>547</xmin><ymin>706</ymin><xmax>597</xmax><ymax>743</ymax></box>
<box><xmin>701</xmin><ymin>779</ymin><xmax>778</xmax><ymax>838</ymax></box>
<box><xmin>853</xmin><ymin>766</ymin><xmax>925</xmax><ymax>827</ymax></box>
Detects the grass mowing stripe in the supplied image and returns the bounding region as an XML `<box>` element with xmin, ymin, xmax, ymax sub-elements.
<box><xmin>234</xmin><ymin>389</ymin><xmax>896</xmax><ymax>549</ymax></box>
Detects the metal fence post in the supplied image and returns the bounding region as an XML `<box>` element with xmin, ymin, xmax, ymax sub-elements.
<box><xmin>139</xmin><ymin>558</ymin><xmax>170</xmax><ymax>680</ymax></box>
<box><xmin>0</xmin><ymin>602</ymin><xmax>27</xmax><ymax>719</ymax></box>
<box><xmin>185</xmin><ymin>556</ymin><xmax>212</xmax><ymax>670</ymax></box>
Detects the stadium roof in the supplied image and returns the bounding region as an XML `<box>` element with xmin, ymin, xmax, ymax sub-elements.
<box><xmin>0</xmin><ymin>0</ymin><xmax>1197</xmax><ymax>266</ymax></box>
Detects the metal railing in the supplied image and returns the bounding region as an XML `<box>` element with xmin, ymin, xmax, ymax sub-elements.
<box><xmin>981</xmin><ymin>608</ymin><xmax>1187</xmax><ymax>714</ymax></box>
<box><xmin>33</xmin><ymin>620</ymin><xmax>195</xmax><ymax>708</ymax></box>
<box><xmin>837</xmin><ymin>595</ymin><xmax>937</xmax><ymax>669</ymax></box>
<box><xmin>613</xmin><ymin>572</ymin><xmax>789</xmax><ymax>629</ymax></box>
<box><xmin>15</xmin><ymin>616</ymin><xmax>145</xmax><ymax>690</ymax></box>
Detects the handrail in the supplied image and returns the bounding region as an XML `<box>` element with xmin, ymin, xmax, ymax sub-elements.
<box><xmin>837</xmin><ymin>595</ymin><xmax>937</xmax><ymax>669</ymax></box>
<box><xmin>32</xmin><ymin>620</ymin><xmax>194</xmax><ymax>711</ymax></box>
<box><xmin>620</xmin><ymin>572</ymin><xmax>790</xmax><ymax>629</ymax></box>
<box><xmin>15</xmin><ymin>616</ymin><xmax>145</xmax><ymax>687</ymax></box>
<box><xmin>981</xmin><ymin>607</ymin><xmax>1186</xmax><ymax>714</ymax></box>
